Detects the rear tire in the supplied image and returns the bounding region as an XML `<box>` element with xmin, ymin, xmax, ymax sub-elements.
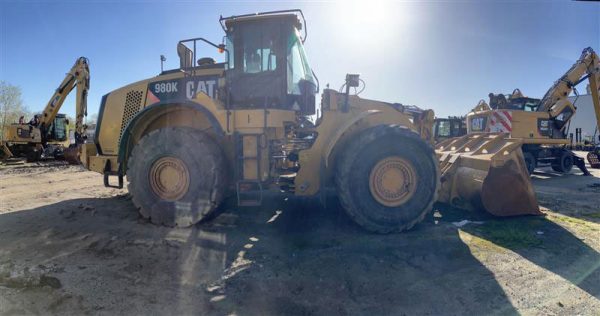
<box><xmin>126</xmin><ymin>127</ymin><xmax>227</xmax><ymax>227</ymax></box>
<box><xmin>523</xmin><ymin>151</ymin><xmax>536</xmax><ymax>175</ymax></box>
<box><xmin>551</xmin><ymin>150</ymin><xmax>573</xmax><ymax>173</ymax></box>
<box><xmin>26</xmin><ymin>148</ymin><xmax>41</xmax><ymax>162</ymax></box>
<box><xmin>335</xmin><ymin>125</ymin><xmax>440</xmax><ymax>233</ymax></box>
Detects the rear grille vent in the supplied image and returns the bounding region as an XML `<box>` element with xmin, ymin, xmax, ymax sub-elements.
<box><xmin>118</xmin><ymin>90</ymin><xmax>144</xmax><ymax>144</ymax></box>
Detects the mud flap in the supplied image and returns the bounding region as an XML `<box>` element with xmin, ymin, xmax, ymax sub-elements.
<box><xmin>436</xmin><ymin>133</ymin><xmax>542</xmax><ymax>216</ymax></box>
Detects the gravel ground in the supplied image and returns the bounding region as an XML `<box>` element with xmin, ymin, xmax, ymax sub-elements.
<box><xmin>0</xmin><ymin>158</ymin><xmax>598</xmax><ymax>315</ymax></box>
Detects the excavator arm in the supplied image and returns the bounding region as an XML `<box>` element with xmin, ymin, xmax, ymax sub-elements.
<box><xmin>538</xmin><ymin>47</ymin><xmax>600</xmax><ymax>131</ymax></box>
<box><xmin>40</xmin><ymin>57</ymin><xmax>90</xmax><ymax>144</ymax></box>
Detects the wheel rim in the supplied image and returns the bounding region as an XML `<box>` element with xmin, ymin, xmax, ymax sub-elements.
<box><xmin>369</xmin><ymin>156</ymin><xmax>418</xmax><ymax>207</ymax></box>
<box><xmin>149</xmin><ymin>157</ymin><xmax>190</xmax><ymax>201</ymax></box>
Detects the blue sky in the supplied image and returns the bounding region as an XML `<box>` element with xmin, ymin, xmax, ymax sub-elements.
<box><xmin>0</xmin><ymin>0</ymin><xmax>598</xmax><ymax>119</ymax></box>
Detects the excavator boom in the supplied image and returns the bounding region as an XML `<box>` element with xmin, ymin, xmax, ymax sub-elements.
<box><xmin>538</xmin><ymin>47</ymin><xmax>599</xmax><ymax>126</ymax></box>
<box><xmin>40</xmin><ymin>57</ymin><xmax>90</xmax><ymax>144</ymax></box>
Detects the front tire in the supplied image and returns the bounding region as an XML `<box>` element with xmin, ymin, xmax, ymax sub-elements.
<box><xmin>335</xmin><ymin>125</ymin><xmax>440</xmax><ymax>233</ymax></box>
<box><xmin>551</xmin><ymin>150</ymin><xmax>573</xmax><ymax>173</ymax></box>
<box><xmin>127</xmin><ymin>127</ymin><xmax>227</xmax><ymax>227</ymax></box>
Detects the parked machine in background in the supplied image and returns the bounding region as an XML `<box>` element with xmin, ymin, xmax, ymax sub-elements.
<box><xmin>80</xmin><ymin>10</ymin><xmax>539</xmax><ymax>232</ymax></box>
<box><xmin>433</xmin><ymin>116</ymin><xmax>466</xmax><ymax>143</ymax></box>
<box><xmin>1</xmin><ymin>57</ymin><xmax>89</xmax><ymax>163</ymax></box>
<box><xmin>1</xmin><ymin>113</ymin><xmax>70</xmax><ymax>161</ymax></box>
<box><xmin>466</xmin><ymin>47</ymin><xmax>599</xmax><ymax>175</ymax></box>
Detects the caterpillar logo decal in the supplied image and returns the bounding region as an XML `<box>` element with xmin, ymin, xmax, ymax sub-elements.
<box><xmin>146</xmin><ymin>76</ymin><xmax>218</xmax><ymax>104</ymax></box>
<box><xmin>470</xmin><ymin>116</ymin><xmax>487</xmax><ymax>132</ymax></box>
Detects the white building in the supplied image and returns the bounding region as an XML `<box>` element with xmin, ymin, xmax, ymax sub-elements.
<box><xmin>568</xmin><ymin>94</ymin><xmax>598</xmax><ymax>143</ymax></box>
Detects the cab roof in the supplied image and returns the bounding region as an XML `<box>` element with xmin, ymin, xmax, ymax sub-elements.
<box><xmin>219</xmin><ymin>9</ymin><xmax>304</xmax><ymax>33</ymax></box>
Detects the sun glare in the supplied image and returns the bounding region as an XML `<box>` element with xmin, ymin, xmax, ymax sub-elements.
<box><xmin>333</xmin><ymin>0</ymin><xmax>412</xmax><ymax>48</ymax></box>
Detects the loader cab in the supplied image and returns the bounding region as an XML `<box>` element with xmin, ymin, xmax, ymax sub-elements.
<box><xmin>223</xmin><ymin>11</ymin><xmax>317</xmax><ymax>115</ymax></box>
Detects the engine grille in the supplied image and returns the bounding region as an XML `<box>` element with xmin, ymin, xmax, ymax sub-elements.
<box><xmin>118</xmin><ymin>90</ymin><xmax>144</xmax><ymax>144</ymax></box>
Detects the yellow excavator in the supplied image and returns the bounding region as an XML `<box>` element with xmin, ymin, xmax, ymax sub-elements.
<box><xmin>1</xmin><ymin>57</ymin><xmax>90</xmax><ymax>163</ymax></box>
<box><xmin>465</xmin><ymin>47</ymin><xmax>600</xmax><ymax>174</ymax></box>
<box><xmin>79</xmin><ymin>10</ymin><xmax>539</xmax><ymax>232</ymax></box>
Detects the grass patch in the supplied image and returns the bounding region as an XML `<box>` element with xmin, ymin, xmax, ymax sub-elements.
<box><xmin>466</xmin><ymin>219</ymin><xmax>544</xmax><ymax>249</ymax></box>
<box><xmin>546</xmin><ymin>212</ymin><xmax>598</xmax><ymax>231</ymax></box>
<box><xmin>585</xmin><ymin>212</ymin><xmax>600</xmax><ymax>219</ymax></box>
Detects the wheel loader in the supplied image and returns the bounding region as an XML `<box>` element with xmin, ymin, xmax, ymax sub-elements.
<box><xmin>80</xmin><ymin>10</ymin><xmax>539</xmax><ymax>232</ymax></box>
<box><xmin>464</xmin><ymin>48</ymin><xmax>600</xmax><ymax>175</ymax></box>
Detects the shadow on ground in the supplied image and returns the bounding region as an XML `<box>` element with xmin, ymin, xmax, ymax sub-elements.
<box><xmin>0</xmin><ymin>194</ymin><xmax>520</xmax><ymax>315</ymax></box>
<box><xmin>437</xmin><ymin>205</ymin><xmax>600</xmax><ymax>300</ymax></box>
<box><xmin>207</xmin><ymin>197</ymin><xmax>519</xmax><ymax>315</ymax></box>
<box><xmin>2</xmin><ymin>193</ymin><xmax>597</xmax><ymax>315</ymax></box>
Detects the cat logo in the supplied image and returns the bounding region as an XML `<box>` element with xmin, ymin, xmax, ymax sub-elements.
<box><xmin>148</xmin><ymin>76</ymin><xmax>218</xmax><ymax>102</ymax></box>
<box><xmin>185</xmin><ymin>79</ymin><xmax>216</xmax><ymax>99</ymax></box>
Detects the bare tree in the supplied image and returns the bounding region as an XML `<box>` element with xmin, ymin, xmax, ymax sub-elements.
<box><xmin>0</xmin><ymin>81</ymin><xmax>29</xmax><ymax>141</ymax></box>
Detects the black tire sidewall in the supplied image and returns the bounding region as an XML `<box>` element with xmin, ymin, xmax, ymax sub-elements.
<box><xmin>552</xmin><ymin>150</ymin><xmax>574</xmax><ymax>173</ymax></box>
<box><xmin>562</xmin><ymin>153</ymin><xmax>573</xmax><ymax>172</ymax></box>
<box><xmin>128</xmin><ymin>127</ymin><xmax>225</xmax><ymax>226</ymax></box>
<box><xmin>336</xmin><ymin>126</ymin><xmax>438</xmax><ymax>232</ymax></box>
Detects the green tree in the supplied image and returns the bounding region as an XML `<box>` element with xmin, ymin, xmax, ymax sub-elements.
<box><xmin>0</xmin><ymin>81</ymin><xmax>29</xmax><ymax>141</ymax></box>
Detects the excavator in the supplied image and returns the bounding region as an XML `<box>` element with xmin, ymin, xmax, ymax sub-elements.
<box><xmin>1</xmin><ymin>57</ymin><xmax>90</xmax><ymax>163</ymax></box>
<box><xmin>464</xmin><ymin>47</ymin><xmax>600</xmax><ymax>174</ymax></box>
<box><xmin>78</xmin><ymin>10</ymin><xmax>539</xmax><ymax>232</ymax></box>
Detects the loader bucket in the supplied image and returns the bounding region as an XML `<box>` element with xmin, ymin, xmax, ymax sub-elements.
<box><xmin>436</xmin><ymin>133</ymin><xmax>542</xmax><ymax>216</ymax></box>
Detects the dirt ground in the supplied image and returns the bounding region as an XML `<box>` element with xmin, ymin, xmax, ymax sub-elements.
<box><xmin>0</xmin><ymin>153</ymin><xmax>598</xmax><ymax>315</ymax></box>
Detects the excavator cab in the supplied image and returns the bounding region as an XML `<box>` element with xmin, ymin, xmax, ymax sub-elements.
<box><xmin>222</xmin><ymin>10</ymin><xmax>317</xmax><ymax>114</ymax></box>
<box><xmin>46</xmin><ymin>114</ymin><xmax>69</xmax><ymax>142</ymax></box>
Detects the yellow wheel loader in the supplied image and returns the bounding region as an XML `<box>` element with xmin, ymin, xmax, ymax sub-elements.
<box><xmin>466</xmin><ymin>48</ymin><xmax>600</xmax><ymax>175</ymax></box>
<box><xmin>1</xmin><ymin>57</ymin><xmax>90</xmax><ymax>163</ymax></box>
<box><xmin>80</xmin><ymin>10</ymin><xmax>539</xmax><ymax>232</ymax></box>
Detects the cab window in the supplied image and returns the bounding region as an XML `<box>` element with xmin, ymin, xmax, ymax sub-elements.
<box><xmin>435</xmin><ymin>121</ymin><xmax>451</xmax><ymax>137</ymax></box>
<box><xmin>287</xmin><ymin>30</ymin><xmax>314</xmax><ymax>95</ymax></box>
<box><xmin>240</xmin><ymin>25</ymin><xmax>278</xmax><ymax>74</ymax></box>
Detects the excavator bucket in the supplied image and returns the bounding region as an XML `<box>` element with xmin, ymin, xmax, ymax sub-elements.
<box><xmin>436</xmin><ymin>133</ymin><xmax>542</xmax><ymax>216</ymax></box>
<box><xmin>63</xmin><ymin>144</ymin><xmax>82</xmax><ymax>165</ymax></box>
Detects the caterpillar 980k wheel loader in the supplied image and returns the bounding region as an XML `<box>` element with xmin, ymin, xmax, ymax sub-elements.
<box><xmin>80</xmin><ymin>10</ymin><xmax>539</xmax><ymax>232</ymax></box>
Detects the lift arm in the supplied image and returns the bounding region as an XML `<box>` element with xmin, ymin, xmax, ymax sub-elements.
<box><xmin>538</xmin><ymin>47</ymin><xmax>600</xmax><ymax>131</ymax></box>
<box><xmin>40</xmin><ymin>57</ymin><xmax>90</xmax><ymax>144</ymax></box>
